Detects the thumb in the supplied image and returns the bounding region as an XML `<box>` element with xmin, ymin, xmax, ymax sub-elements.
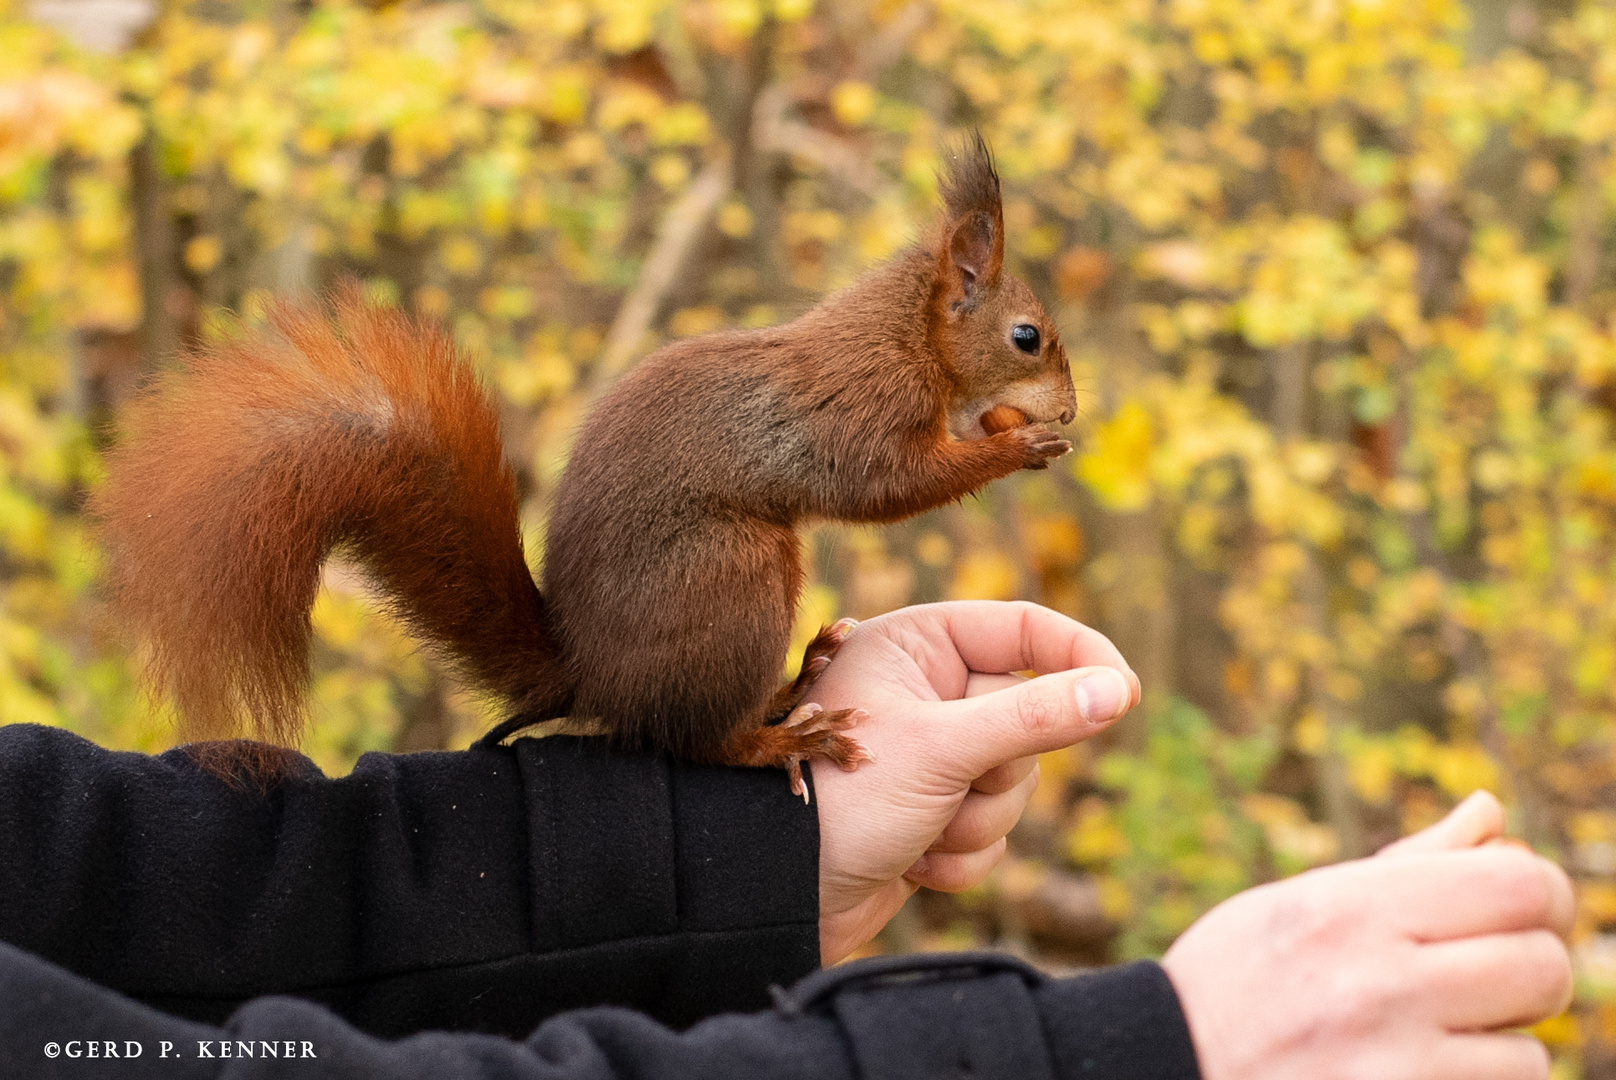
<box><xmin>1377</xmin><ymin>789</ymin><xmax>1506</xmax><ymax>858</ymax></box>
<box><xmin>937</xmin><ymin>666</ymin><xmax>1133</xmax><ymax>775</ymax></box>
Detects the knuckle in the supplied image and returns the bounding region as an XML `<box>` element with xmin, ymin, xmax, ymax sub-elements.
<box><xmin>1489</xmin><ymin>849</ymin><xmax>1553</xmax><ymax>923</ymax></box>
<box><xmin>920</xmin><ymin>860</ymin><xmax>963</xmax><ymax>891</ymax></box>
<box><xmin>1265</xmin><ymin>879</ymin><xmax>1358</xmax><ymax>956</ymax></box>
<box><xmin>923</xmin><ymin>851</ymin><xmax>992</xmax><ymax>893</ymax></box>
<box><xmin>945</xmin><ymin>809</ymin><xmax>989</xmax><ymax>852</ymax></box>
<box><xmin>1352</xmin><ymin>1046</ymin><xmax>1422</xmax><ymax>1080</ymax></box>
<box><xmin>1001</xmin><ymin>599</ymin><xmax>1034</xmax><ymax>633</ymax></box>
<box><xmin>1321</xmin><ymin>963</ymin><xmax>1400</xmax><ymax>1037</ymax></box>
<box><xmin>1014</xmin><ymin>687</ymin><xmax>1063</xmax><ymax>740</ymax></box>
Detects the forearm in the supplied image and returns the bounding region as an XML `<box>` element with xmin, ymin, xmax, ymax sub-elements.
<box><xmin>0</xmin><ymin>943</ymin><xmax>1200</xmax><ymax>1080</ymax></box>
<box><xmin>0</xmin><ymin>725</ymin><xmax>819</xmax><ymax>1036</ymax></box>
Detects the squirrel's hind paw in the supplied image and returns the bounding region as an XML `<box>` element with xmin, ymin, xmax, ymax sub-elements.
<box><xmin>723</xmin><ymin>703</ymin><xmax>874</xmax><ymax>805</ymax></box>
<box><xmin>781</xmin><ymin>703</ymin><xmax>875</xmax><ymax>804</ymax></box>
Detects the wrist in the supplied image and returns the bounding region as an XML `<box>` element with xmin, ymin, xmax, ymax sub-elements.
<box><xmin>819</xmin><ymin>880</ymin><xmax>916</xmax><ymax>965</ymax></box>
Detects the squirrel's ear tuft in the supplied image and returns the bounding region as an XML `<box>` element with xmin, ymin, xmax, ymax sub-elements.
<box><xmin>940</xmin><ymin>131</ymin><xmax>1002</xmax><ymax>223</ymax></box>
<box><xmin>938</xmin><ymin>133</ymin><xmax>1004</xmax><ymax>309</ymax></box>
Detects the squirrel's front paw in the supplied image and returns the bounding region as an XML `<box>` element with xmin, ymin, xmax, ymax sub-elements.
<box><xmin>768</xmin><ymin>618</ymin><xmax>859</xmax><ymax>719</ymax></box>
<box><xmin>1007</xmin><ymin>424</ymin><xmax>1072</xmax><ymax>470</ymax></box>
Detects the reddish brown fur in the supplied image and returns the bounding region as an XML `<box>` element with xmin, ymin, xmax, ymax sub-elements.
<box><xmin>532</xmin><ymin>136</ymin><xmax>1075</xmax><ymax>761</ymax></box>
<box><xmin>94</xmin><ymin>290</ymin><xmax>560</xmax><ymax>749</ymax></box>
<box><xmin>97</xmin><ymin>137</ymin><xmax>1075</xmax><ymax>771</ymax></box>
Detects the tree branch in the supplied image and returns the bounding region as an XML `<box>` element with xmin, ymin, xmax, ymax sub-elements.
<box><xmin>592</xmin><ymin>151</ymin><xmax>733</xmax><ymax>383</ymax></box>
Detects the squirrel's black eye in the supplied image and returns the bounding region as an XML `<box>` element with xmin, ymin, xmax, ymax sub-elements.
<box><xmin>1011</xmin><ymin>324</ymin><xmax>1041</xmax><ymax>354</ymax></box>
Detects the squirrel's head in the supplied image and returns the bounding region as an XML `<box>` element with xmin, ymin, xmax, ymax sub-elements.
<box><xmin>929</xmin><ymin>135</ymin><xmax>1076</xmax><ymax>439</ymax></box>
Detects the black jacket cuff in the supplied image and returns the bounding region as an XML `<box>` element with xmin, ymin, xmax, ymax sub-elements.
<box><xmin>0</xmin><ymin>943</ymin><xmax>1203</xmax><ymax>1080</ymax></box>
<box><xmin>503</xmin><ymin>735</ymin><xmax>822</xmax><ymax>1028</ymax></box>
<box><xmin>773</xmin><ymin>951</ymin><xmax>1201</xmax><ymax>1080</ymax></box>
<box><xmin>0</xmin><ymin>725</ymin><xmax>819</xmax><ymax>1036</ymax></box>
<box><xmin>1038</xmin><ymin>959</ymin><xmax>1202</xmax><ymax>1080</ymax></box>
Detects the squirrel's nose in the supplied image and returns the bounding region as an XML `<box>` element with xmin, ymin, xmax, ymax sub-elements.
<box><xmin>1059</xmin><ymin>406</ymin><xmax>1075</xmax><ymax>425</ymax></box>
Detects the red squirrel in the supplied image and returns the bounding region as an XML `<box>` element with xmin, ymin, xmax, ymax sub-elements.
<box><xmin>94</xmin><ymin>136</ymin><xmax>1076</xmax><ymax>795</ymax></box>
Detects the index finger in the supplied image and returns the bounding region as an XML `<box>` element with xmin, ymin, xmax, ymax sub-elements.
<box><xmin>934</xmin><ymin>666</ymin><xmax>1134</xmax><ymax>773</ymax></box>
<box><xmin>903</xmin><ymin>601</ymin><xmax>1142</xmax><ymax>709</ymax></box>
<box><xmin>1367</xmin><ymin>847</ymin><xmax>1576</xmax><ymax>941</ymax></box>
<box><xmin>1377</xmin><ymin>790</ymin><xmax>1505</xmax><ymax>858</ymax></box>
<box><xmin>963</xmin><ymin>672</ymin><xmax>1026</xmax><ymax>698</ymax></box>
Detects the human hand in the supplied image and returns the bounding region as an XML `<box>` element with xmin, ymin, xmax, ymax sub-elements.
<box><xmin>806</xmin><ymin>600</ymin><xmax>1141</xmax><ymax>964</ymax></box>
<box><xmin>1162</xmin><ymin>791</ymin><xmax>1576</xmax><ymax>1080</ymax></box>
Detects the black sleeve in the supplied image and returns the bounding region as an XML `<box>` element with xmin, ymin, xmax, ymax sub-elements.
<box><xmin>0</xmin><ymin>724</ymin><xmax>820</xmax><ymax>1038</ymax></box>
<box><xmin>0</xmin><ymin>943</ymin><xmax>1202</xmax><ymax>1080</ymax></box>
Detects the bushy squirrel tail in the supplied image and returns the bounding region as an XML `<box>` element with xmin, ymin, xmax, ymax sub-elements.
<box><xmin>94</xmin><ymin>288</ymin><xmax>567</xmax><ymax>749</ymax></box>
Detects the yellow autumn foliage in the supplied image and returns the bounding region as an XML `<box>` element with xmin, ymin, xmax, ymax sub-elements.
<box><xmin>3</xmin><ymin>0</ymin><xmax>1615</xmax><ymax>1069</ymax></box>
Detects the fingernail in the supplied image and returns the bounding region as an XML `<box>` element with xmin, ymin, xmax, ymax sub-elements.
<box><xmin>1075</xmin><ymin>669</ymin><xmax>1128</xmax><ymax>724</ymax></box>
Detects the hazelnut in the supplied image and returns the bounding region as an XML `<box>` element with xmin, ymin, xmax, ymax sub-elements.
<box><xmin>981</xmin><ymin>404</ymin><xmax>1029</xmax><ymax>435</ymax></box>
